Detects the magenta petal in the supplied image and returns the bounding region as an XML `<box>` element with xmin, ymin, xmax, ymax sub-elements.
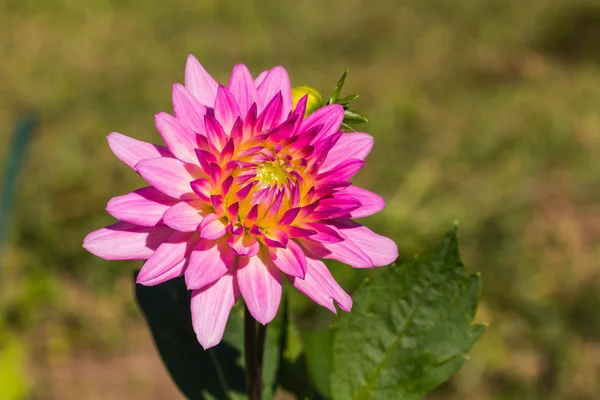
<box><xmin>320</xmin><ymin>133</ymin><xmax>374</xmax><ymax>172</ymax></box>
<box><xmin>106</xmin><ymin>187</ymin><xmax>177</xmax><ymax>226</ymax></box>
<box><xmin>257</xmin><ymin>66</ymin><xmax>292</xmax><ymax>118</ymax></box>
<box><xmin>237</xmin><ymin>249</ymin><xmax>282</xmax><ymax>324</ymax></box>
<box><xmin>191</xmin><ymin>271</ymin><xmax>240</xmax><ymax>349</ymax></box>
<box><xmin>136</xmin><ymin>157</ymin><xmax>202</xmax><ymax>200</ymax></box>
<box><xmin>83</xmin><ymin>222</ymin><xmax>173</xmax><ymax>260</ymax></box>
<box><xmin>137</xmin><ymin>231</ymin><xmax>195</xmax><ymax>285</ymax></box>
<box><xmin>334</xmin><ymin>186</ymin><xmax>385</xmax><ymax>218</ymax></box>
<box><xmin>289</xmin><ymin>257</ymin><xmax>352</xmax><ymax>313</ymax></box>
<box><xmin>199</xmin><ymin>213</ymin><xmax>227</xmax><ymax>240</ymax></box>
<box><xmin>163</xmin><ymin>200</ymin><xmax>205</xmax><ymax>232</ymax></box>
<box><xmin>155</xmin><ymin>112</ymin><xmax>198</xmax><ymax>164</ymax></box>
<box><xmin>328</xmin><ymin>219</ymin><xmax>398</xmax><ymax>267</ymax></box>
<box><xmin>300</xmin><ymin>104</ymin><xmax>344</xmax><ymax>144</ymax></box>
<box><xmin>270</xmin><ymin>240</ymin><xmax>307</xmax><ymax>278</ymax></box>
<box><xmin>172</xmin><ymin>83</ymin><xmax>207</xmax><ymax>134</ymax></box>
<box><xmin>214</xmin><ymin>85</ymin><xmax>241</xmax><ymax>133</ymax></box>
<box><xmin>185</xmin><ymin>55</ymin><xmax>218</xmax><ymax>107</ymax></box>
<box><xmin>186</xmin><ymin>239</ymin><xmax>234</xmax><ymax>290</ymax></box>
<box><xmin>107</xmin><ymin>132</ymin><xmax>172</xmax><ymax>171</ymax></box>
<box><xmin>228</xmin><ymin>64</ymin><xmax>261</xmax><ymax>116</ymax></box>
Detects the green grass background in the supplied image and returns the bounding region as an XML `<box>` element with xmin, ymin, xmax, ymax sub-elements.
<box><xmin>1</xmin><ymin>0</ymin><xmax>600</xmax><ymax>398</ymax></box>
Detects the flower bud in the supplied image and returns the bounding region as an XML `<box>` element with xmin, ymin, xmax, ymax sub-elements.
<box><xmin>291</xmin><ymin>85</ymin><xmax>324</xmax><ymax>117</ymax></box>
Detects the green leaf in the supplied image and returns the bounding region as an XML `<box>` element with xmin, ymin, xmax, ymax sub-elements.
<box><xmin>135</xmin><ymin>274</ymin><xmax>282</xmax><ymax>400</ymax></box>
<box><xmin>300</xmin><ymin>328</ymin><xmax>333</xmax><ymax>399</ymax></box>
<box><xmin>342</xmin><ymin>108</ymin><xmax>368</xmax><ymax>124</ymax></box>
<box><xmin>330</xmin><ymin>226</ymin><xmax>484</xmax><ymax>400</ymax></box>
<box><xmin>340</xmin><ymin>123</ymin><xmax>356</xmax><ymax>132</ymax></box>
<box><xmin>328</xmin><ymin>69</ymin><xmax>348</xmax><ymax>104</ymax></box>
<box><xmin>335</xmin><ymin>94</ymin><xmax>359</xmax><ymax>105</ymax></box>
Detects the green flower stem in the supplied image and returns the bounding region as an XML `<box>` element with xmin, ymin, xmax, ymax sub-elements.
<box><xmin>244</xmin><ymin>306</ymin><xmax>266</xmax><ymax>400</ymax></box>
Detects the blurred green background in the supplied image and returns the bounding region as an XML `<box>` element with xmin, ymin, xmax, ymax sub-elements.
<box><xmin>1</xmin><ymin>0</ymin><xmax>599</xmax><ymax>399</ymax></box>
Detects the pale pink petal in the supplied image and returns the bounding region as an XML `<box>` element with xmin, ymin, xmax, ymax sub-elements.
<box><xmin>186</xmin><ymin>239</ymin><xmax>235</xmax><ymax>290</ymax></box>
<box><xmin>237</xmin><ymin>249</ymin><xmax>282</xmax><ymax>324</ymax></box>
<box><xmin>228</xmin><ymin>64</ymin><xmax>261</xmax><ymax>116</ymax></box>
<box><xmin>136</xmin><ymin>231</ymin><xmax>195</xmax><ymax>285</ymax></box>
<box><xmin>288</xmin><ymin>257</ymin><xmax>352</xmax><ymax>312</ymax></box>
<box><xmin>257</xmin><ymin>66</ymin><xmax>292</xmax><ymax>118</ymax></box>
<box><xmin>320</xmin><ymin>133</ymin><xmax>374</xmax><ymax>172</ymax></box>
<box><xmin>136</xmin><ymin>157</ymin><xmax>202</xmax><ymax>200</ymax></box>
<box><xmin>334</xmin><ymin>186</ymin><xmax>385</xmax><ymax>218</ymax></box>
<box><xmin>107</xmin><ymin>132</ymin><xmax>172</xmax><ymax>171</ymax></box>
<box><xmin>199</xmin><ymin>213</ymin><xmax>227</xmax><ymax>240</ymax></box>
<box><xmin>172</xmin><ymin>83</ymin><xmax>207</xmax><ymax>134</ymax></box>
<box><xmin>185</xmin><ymin>55</ymin><xmax>218</xmax><ymax>107</ymax></box>
<box><xmin>214</xmin><ymin>85</ymin><xmax>241</xmax><ymax>133</ymax></box>
<box><xmin>270</xmin><ymin>240</ymin><xmax>307</xmax><ymax>278</ymax></box>
<box><xmin>191</xmin><ymin>271</ymin><xmax>240</xmax><ymax>349</ymax></box>
<box><xmin>106</xmin><ymin>187</ymin><xmax>177</xmax><ymax>226</ymax></box>
<box><xmin>328</xmin><ymin>219</ymin><xmax>398</xmax><ymax>267</ymax></box>
<box><xmin>162</xmin><ymin>200</ymin><xmax>205</xmax><ymax>232</ymax></box>
<box><xmin>83</xmin><ymin>222</ymin><xmax>173</xmax><ymax>260</ymax></box>
<box><xmin>300</xmin><ymin>104</ymin><xmax>344</xmax><ymax>144</ymax></box>
<box><xmin>155</xmin><ymin>112</ymin><xmax>198</xmax><ymax>164</ymax></box>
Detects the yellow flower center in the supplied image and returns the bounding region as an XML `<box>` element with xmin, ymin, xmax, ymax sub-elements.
<box><xmin>255</xmin><ymin>161</ymin><xmax>289</xmax><ymax>188</ymax></box>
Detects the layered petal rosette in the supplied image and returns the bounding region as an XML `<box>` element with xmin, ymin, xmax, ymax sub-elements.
<box><xmin>83</xmin><ymin>56</ymin><xmax>398</xmax><ymax>349</ymax></box>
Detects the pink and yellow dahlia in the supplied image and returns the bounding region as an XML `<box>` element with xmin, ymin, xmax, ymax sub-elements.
<box><xmin>83</xmin><ymin>56</ymin><xmax>397</xmax><ymax>349</ymax></box>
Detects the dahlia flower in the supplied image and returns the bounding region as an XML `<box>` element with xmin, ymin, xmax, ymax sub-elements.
<box><xmin>83</xmin><ymin>56</ymin><xmax>398</xmax><ymax>349</ymax></box>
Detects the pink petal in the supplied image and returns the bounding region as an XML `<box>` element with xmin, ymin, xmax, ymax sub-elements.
<box><xmin>136</xmin><ymin>231</ymin><xmax>195</xmax><ymax>285</ymax></box>
<box><xmin>300</xmin><ymin>104</ymin><xmax>344</xmax><ymax>144</ymax></box>
<box><xmin>107</xmin><ymin>132</ymin><xmax>172</xmax><ymax>171</ymax></box>
<box><xmin>186</xmin><ymin>239</ymin><xmax>235</xmax><ymax>290</ymax></box>
<box><xmin>199</xmin><ymin>213</ymin><xmax>227</xmax><ymax>240</ymax></box>
<box><xmin>334</xmin><ymin>186</ymin><xmax>385</xmax><ymax>218</ymax></box>
<box><xmin>162</xmin><ymin>200</ymin><xmax>205</xmax><ymax>232</ymax></box>
<box><xmin>317</xmin><ymin>159</ymin><xmax>365</xmax><ymax>182</ymax></box>
<box><xmin>185</xmin><ymin>55</ymin><xmax>218</xmax><ymax>107</ymax></box>
<box><xmin>256</xmin><ymin>92</ymin><xmax>283</xmax><ymax>131</ymax></box>
<box><xmin>83</xmin><ymin>222</ymin><xmax>173</xmax><ymax>260</ymax></box>
<box><xmin>155</xmin><ymin>112</ymin><xmax>198</xmax><ymax>164</ymax></box>
<box><xmin>106</xmin><ymin>187</ymin><xmax>177</xmax><ymax>226</ymax></box>
<box><xmin>301</xmin><ymin>234</ymin><xmax>373</xmax><ymax>269</ymax></box>
<box><xmin>139</xmin><ymin>259</ymin><xmax>187</xmax><ymax>286</ymax></box>
<box><xmin>257</xmin><ymin>66</ymin><xmax>292</xmax><ymax>118</ymax></box>
<box><xmin>172</xmin><ymin>83</ymin><xmax>207</xmax><ymax>134</ymax></box>
<box><xmin>228</xmin><ymin>64</ymin><xmax>261</xmax><ymax>116</ymax></box>
<box><xmin>214</xmin><ymin>85</ymin><xmax>241</xmax><ymax>133</ymax></box>
<box><xmin>320</xmin><ymin>133</ymin><xmax>374</xmax><ymax>172</ymax></box>
<box><xmin>328</xmin><ymin>219</ymin><xmax>398</xmax><ymax>267</ymax></box>
<box><xmin>191</xmin><ymin>271</ymin><xmax>240</xmax><ymax>349</ymax></box>
<box><xmin>270</xmin><ymin>240</ymin><xmax>307</xmax><ymax>278</ymax></box>
<box><xmin>228</xmin><ymin>234</ymin><xmax>259</xmax><ymax>257</ymax></box>
<box><xmin>254</xmin><ymin>70</ymin><xmax>268</xmax><ymax>87</ymax></box>
<box><xmin>288</xmin><ymin>257</ymin><xmax>352</xmax><ymax>313</ymax></box>
<box><xmin>136</xmin><ymin>157</ymin><xmax>202</xmax><ymax>200</ymax></box>
<box><xmin>237</xmin><ymin>249</ymin><xmax>282</xmax><ymax>324</ymax></box>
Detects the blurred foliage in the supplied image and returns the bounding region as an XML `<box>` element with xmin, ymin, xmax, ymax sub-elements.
<box><xmin>1</xmin><ymin>0</ymin><xmax>599</xmax><ymax>399</ymax></box>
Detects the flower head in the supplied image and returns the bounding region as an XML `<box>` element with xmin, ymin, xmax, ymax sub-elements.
<box><xmin>83</xmin><ymin>55</ymin><xmax>398</xmax><ymax>349</ymax></box>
